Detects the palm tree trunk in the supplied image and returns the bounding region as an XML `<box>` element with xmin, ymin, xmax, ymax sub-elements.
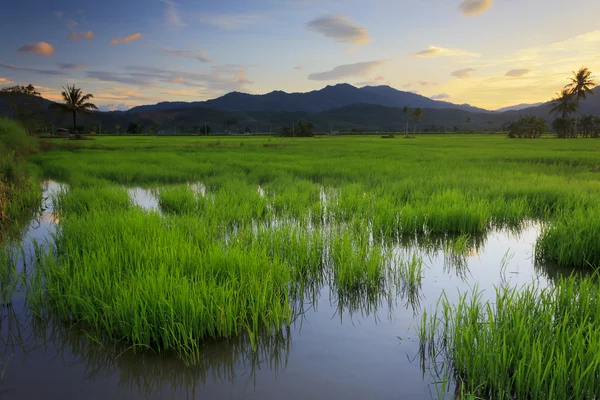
<box><xmin>73</xmin><ymin>111</ymin><xmax>80</xmax><ymax>140</ymax></box>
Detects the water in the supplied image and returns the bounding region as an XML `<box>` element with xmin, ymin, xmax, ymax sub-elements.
<box><xmin>0</xmin><ymin>183</ymin><xmax>570</xmax><ymax>400</ymax></box>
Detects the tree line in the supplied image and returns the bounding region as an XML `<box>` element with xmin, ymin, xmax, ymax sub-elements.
<box><xmin>549</xmin><ymin>67</ymin><xmax>596</xmax><ymax>138</ymax></box>
<box><xmin>507</xmin><ymin>67</ymin><xmax>596</xmax><ymax>139</ymax></box>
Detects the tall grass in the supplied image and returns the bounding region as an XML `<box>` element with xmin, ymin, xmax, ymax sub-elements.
<box><xmin>420</xmin><ymin>276</ymin><xmax>600</xmax><ymax>399</ymax></box>
<box><xmin>0</xmin><ymin>118</ymin><xmax>40</xmax><ymax>234</ymax></box>
<box><xmin>536</xmin><ymin>208</ymin><xmax>600</xmax><ymax>268</ymax></box>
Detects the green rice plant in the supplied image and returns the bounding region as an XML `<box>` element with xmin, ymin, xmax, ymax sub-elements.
<box><xmin>53</xmin><ymin>185</ymin><xmax>131</xmax><ymax>217</ymax></box>
<box><xmin>330</xmin><ymin>231</ymin><xmax>391</xmax><ymax>294</ymax></box>
<box><xmin>420</xmin><ymin>275</ymin><xmax>600</xmax><ymax>399</ymax></box>
<box><xmin>536</xmin><ymin>208</ymin><xmax>600</xmax><ymax>268</ymax></box>
<box><xmin>33</xmin><ymin>206</ymin><xmax>293</xmax><ymax>363</ymax></box>
<box><xmin>158</xmin><ymin>185</ymin><xmax>198</xmax><ymax>214</ymax></box>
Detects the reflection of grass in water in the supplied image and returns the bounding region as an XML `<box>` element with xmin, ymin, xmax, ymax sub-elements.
<box><xmin>419</xmin><ymin>276</ymin><xmax>600</xmax><ymax>399</ymax></box>
<box><xmin>0</xmin><ymin>246</ymin><xmax>24</xmax><ymax>306</ymax></box>
<box><xmin>29</xmin><ymin>313</ymin><xmax>291</xmax><ymax>396</ymax></box>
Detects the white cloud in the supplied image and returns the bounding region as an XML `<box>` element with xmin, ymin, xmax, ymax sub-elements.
<box><xmin>451</xmin><ymin>68</ymin><xmax>477</xmax><ymax>78</ymax></box>
<box><xmin>505</xmin><ymin>69</ymin><xmax>530</xmax><ymax>77</ymax></box>
<box><xmin>307</xmin><ymin>15</ymin><xmax>370</xmax><ymax>45</ymax></box>
<box><xmin>459</xmin><ymin>0</ymin><xmax>494</xmax><ymax>16</ymax></box>
<box><xmin>412</xmin><ymin>45</ymin><xmax>480</xmax><ymax>58</ymax></box>
<box><xmin>309</xmin><ymin>60</ymin><xmax>386</xmax><ymax>81</ymax></box>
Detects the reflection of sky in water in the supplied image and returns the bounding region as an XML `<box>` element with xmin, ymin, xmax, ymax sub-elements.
<box><xmin>1</xmin><ymin>184</ymin><xmax>574</xmax><ymax>400</ymax></box>
<box><xmin>127</xmin><ymin>187</ymin><xmax>161</xmax><ymax>212</ymax></box>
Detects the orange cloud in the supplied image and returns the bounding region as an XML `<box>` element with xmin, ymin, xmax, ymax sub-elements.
<box><xmin>0</xmin><ymin>78</ymin><xmax>14</xmax><ymax>85</ymax></box>
<box><xmin>110</xmin><ymin>33</ymin><xmax>143</xmax><ymax>45</ymax></box>
<box><xmin>17</xmin><ymin>42</ymin><xmax>55</xmax><ymax>56</ymax></box>
<box><xmin>70</xmin><ymin>30</ymin><xmax>95</xmax><ymax>41</ymax></box>
<box><xmin>171</xmin><ymin>76</ymin><xmax>185</xmax><ymax>83</ymax></box>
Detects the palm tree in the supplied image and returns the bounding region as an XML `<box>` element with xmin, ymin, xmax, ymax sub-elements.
<box><xmin>50</xmin><ymin>85</ymin><xmax>98</xmax><ymax>139</ymax></box>
<box><xmin>412</xmin><ymin>108</ymin><xmax>423</xmax><ymax>136</ymax></box>
<box><xmin>550</xmin><ymin>89</ymin><xmax>577</xmax><ymax>120</ymax></box>
<box><xmin>566</xmin><ymin>67</ymin><xmax>595</xmax><ymax>135</ymax></box>
<box><xmin>403</xmin><ymin>106</ymin><xmax>409</xmax><ymax>136</ymax></box>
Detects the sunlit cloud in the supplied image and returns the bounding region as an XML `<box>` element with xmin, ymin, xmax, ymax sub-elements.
<box><xmin>309</xmin><ymin>60</ymin><xmax>387</xmax><ymax>81</ymax></box>
<box><xmin>412</xmin><ymin>45</ymin><xmax>480</xmax><ymax>58</ymax></box>
<box><xmin>293</xmin><ymin>66</ymin><xmax>304</xmax><ymax>70</ymax></box>
<box><xmin>200</xmin><ymin>13</ymin><xmax>264</xmax><ymax>30</ymax></box>
<box><xmin>110</xmin><ymin>33</ymin><xmax>143</xmax><ymax>45</ymax></box>
<box><xmin>437</xmin><ymin>30</ymin><xmax>600</xmax><ymax>109</ymax></box>
<box><xmin>431</xmin><ymin>93</ymin><xmax>450</xmax><ymax>100</ymax></box>
<box><xmin>17</xmin><ymin>42</ymin><xmax>55</xmax><ymax>56</ymax></box>
<box><xmin>452</xmin><ymin>68</ymin><xmax>477</xmax><ymax>78</ymax></box>
<box><xmin>70</xmin><ymin>30</ymin><xmax>95</xmax><ymax>41</ymax></box>
<box><xmin>160</xmin><ymin>48</ymin><xmax>211</xmax><ymax>63</ymax></box>
<box><xmin>36</xmin><ymin>85</ymin><xmax>65</xmax><ymax>102</ymax></box>
<box><xmin>162</xmin><ymin>0</ymin><xmax>185</xmax><ymax>27</ymax></box>
<box><xmin>459</xmin><ymin>0</ymin><xmax>494</xmax><ymax>16</ymax></box>
<box><xmin>0</xmin><ymin>78</ymin><xmax>14</xmax><ymax>86</ymax></box>
<box><xmin>171</xmin><ymin>76</ymin><xmax>185</xmax><ymax>83</ymax></box>
<box><xmin>307</xmin><ymin>15</ymin><xmax>370</xmax><ymax>45</ymax></box>
<box><xmin>505</xmin><ymin>69</ymin><xmax>531</xmax><ymax>77</ymax></box>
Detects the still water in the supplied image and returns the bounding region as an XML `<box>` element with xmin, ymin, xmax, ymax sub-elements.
<box><xmin>0</xmin><ymin>181</ymin><xmax>569</xmax><ymax>400</ymax></box>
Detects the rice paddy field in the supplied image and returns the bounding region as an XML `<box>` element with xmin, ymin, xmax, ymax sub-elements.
<box><xmin>3</xmin><ymin>134</ymin><xmax>600</xmax><ymax>399</ymax></box>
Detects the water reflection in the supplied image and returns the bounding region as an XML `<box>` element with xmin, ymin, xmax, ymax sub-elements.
<box><xmin>0</xmin><ymin>181</ymin><xmax>581</xmax><ymax>400</ymax></box>
<box><xmin>22</xmin><ymin>314</ymin><xmax>292</xmax><ymax>398</ymax></box>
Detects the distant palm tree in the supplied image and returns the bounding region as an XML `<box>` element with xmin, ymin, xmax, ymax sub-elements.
<box><xmin>566</xmin><ymin>67</ymin><xmax>595</xmax><ymax>134</ymax></box>
<box><xmin>412</xmin><ymin>108</ymin><xmax>423</xmax><ymax>136</ymax></box>
<box><xmin>550</xmin><ymin>89</ymin><xmax>577</xmax><ymax>120</ymax></box>
<box><xmin>50</xmin><ymin>85</ymin><xmax>98</xmax><ymax>139</ymax></box>
<box><xmin>403</xmin><ymin>106</ymin><xmax>409</xmax><ymax>136</ymax></box>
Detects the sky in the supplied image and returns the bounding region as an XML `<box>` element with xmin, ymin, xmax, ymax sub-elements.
<box><xmin>1</xmin><ymin>0</ymin><xmax>599</xmax><ymax>111</ymax></box>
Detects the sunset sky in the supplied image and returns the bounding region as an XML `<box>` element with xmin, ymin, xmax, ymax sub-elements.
<box><xmin>1</xmin><ymin>0</ymin><xmax>599</xmax><ymax>111</ymax></box>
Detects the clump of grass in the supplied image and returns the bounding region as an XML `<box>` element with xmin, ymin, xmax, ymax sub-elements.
<box><xmin>0</xmin><ymin>118</ymin><xmax>40</xmax><ymax>233</ymax></box>
<box><xmin>158</xmin><ymin>185</ymin><xmax>198</xmax><ymax>214</ymax></box>
<box><xmin>0</xmin><ymin>245</ymin><xmax>22</xmax><ymax>306</ymax></box>
<box><xmin>53</xmin><ymin>185</ymin><xmax>131</xmax><ymax>216</ymax></box>
<box><xmin>420</xmin><ymin>276</ymin><xmax>600</xmax><ymax>399</ymax></box>
<box><xmin>330</xmin><ymin>232</ymin><xmax>391</xmax><ymax>294</ymax></box>
<box><xmin>33</xmin><ymin>207</ymin><xmax>293</xmax><ymax>363</ymax></box>
<box><xmin>536</xmin><ymin>208</ymin><xmax>600</xmax><ymax>268</ymax></box>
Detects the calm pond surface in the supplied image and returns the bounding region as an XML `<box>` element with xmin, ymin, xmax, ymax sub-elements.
<box><xmin>0</xmin><ymin>181</ymin><xmax>572</xmax><ymax>400</ymax></box>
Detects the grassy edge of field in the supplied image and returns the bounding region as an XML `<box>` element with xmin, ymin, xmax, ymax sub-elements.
<box><xmin>0</xmin><ymin>117</ymin><xmax>41</xmax><ymax>239</ymax></box>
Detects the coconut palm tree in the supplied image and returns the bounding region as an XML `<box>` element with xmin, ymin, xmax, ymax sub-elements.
<box><xmin>50</xmin><ymin>85</ymin><xmax>98</xmax><ymax>139</ymax></box>
<box><xmin>403</xmin><ymin>106</ymin><xmax>409</xmax><ymax>136</ymax></box>
<box><xmin>565</xmin><ymin>67</ymin><xmax>595</xmax><ymax>134</ymax></box>
<box><xmin>412</xmin><ymin>108</ymin><xmax>423</xmax><ymax>136</ymax></box>
<box><xmin>550</xmin><ymin>89</ymin><xmax>577</xmax><ymax>120</ymax></box>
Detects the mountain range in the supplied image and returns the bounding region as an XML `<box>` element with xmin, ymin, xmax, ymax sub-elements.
<box><xmin>0</xmin><ymin>83</ymin><xmax>598</xmax><ymax>133</ymax></box>
<box><xmin>129</xmin><ymin>84</ymin><xmax>490</xmax><ymax>114</ymax></box>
